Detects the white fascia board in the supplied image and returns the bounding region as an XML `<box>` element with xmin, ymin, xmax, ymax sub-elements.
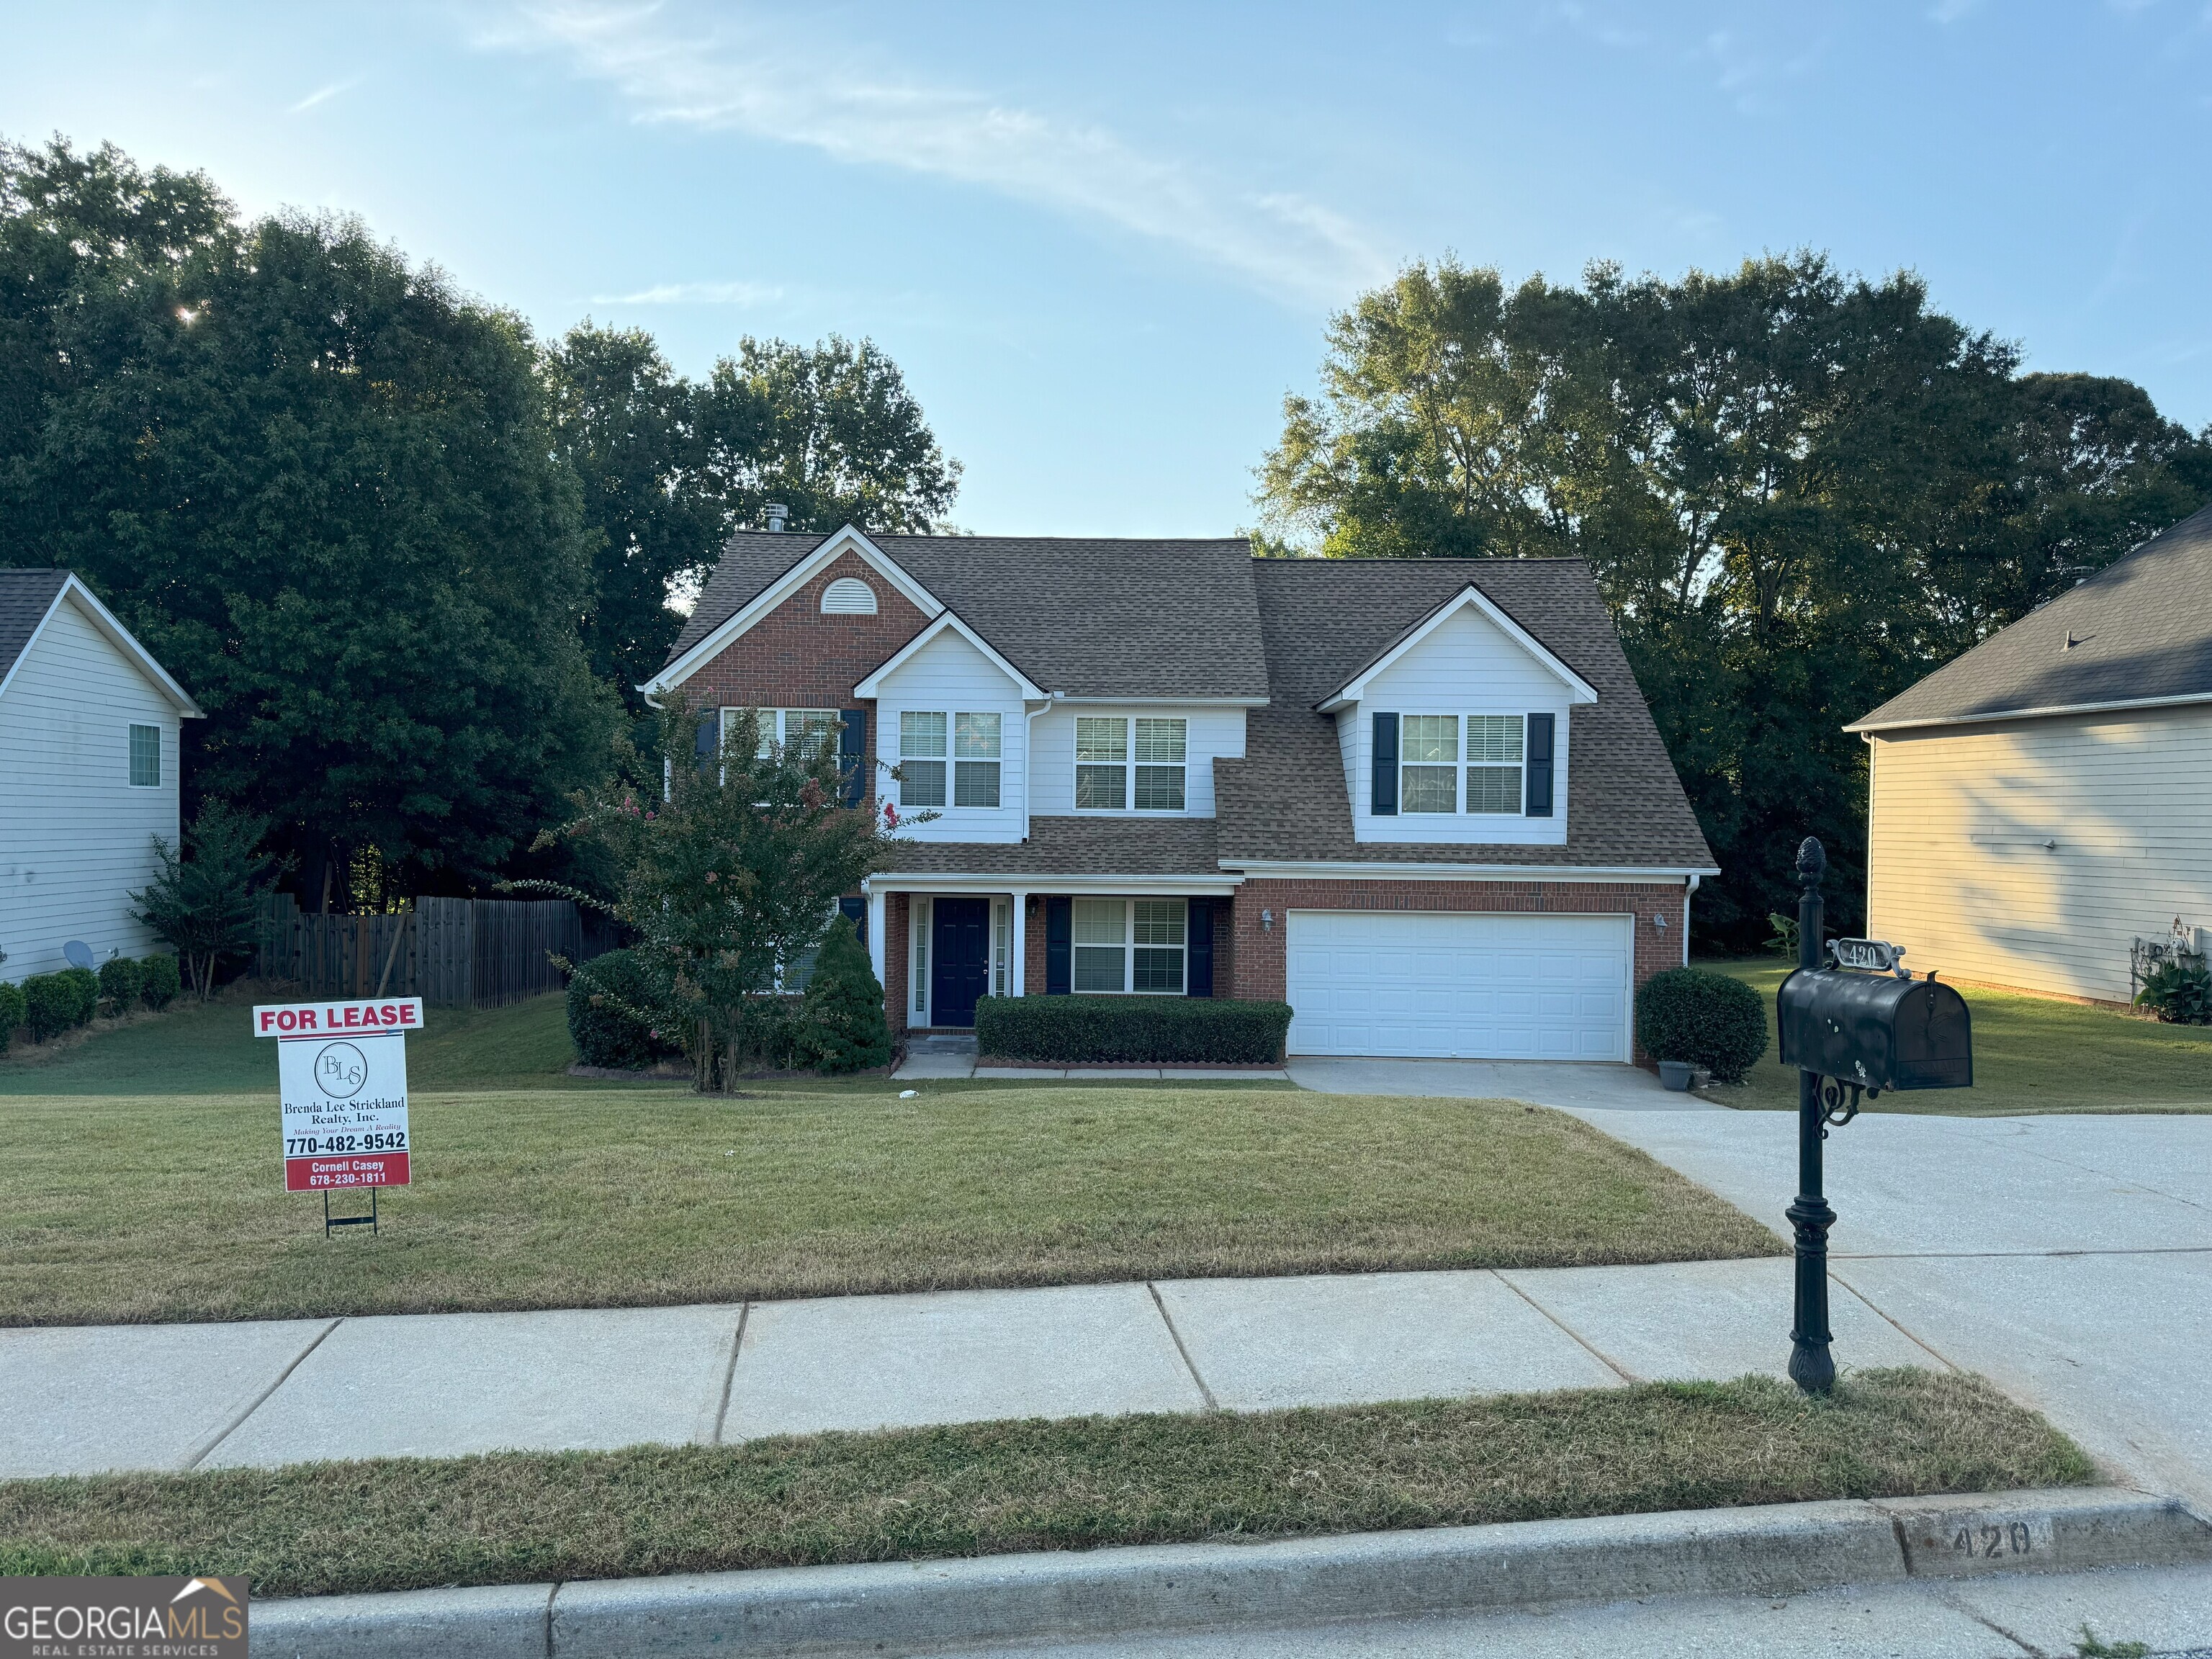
<box><xmin>1220</xmin><ymin>859</ymin><xmax>1714</xmax><ymax>884</ymax></box>
<box><xmin>1047</xmin><ymin>696</ymin><xmax>1272</xmax><ymax>708</ymax></box>
<box><xmin>0</xmin><ymin>577</ymin><xmax>205</xmax><ymax>715</ymax></box>
<box><xmin>639</xmin><ymin>524</ymin><xmax>944</xmax><ymax>700</ymax></box>
<box><xmin>868</xmin><ymin>871</ymin><xmax>1241</xmax><ymax>895</ymax></box>
<box><xmin>1317</xmin><ymin>585</ymin><xmax>1599</xmax><ymax>713</ymax></box>
<box><xmin>1846</xmin><ymin>690</ymin><xmax>2212</xmax><ymax>734</ymax></box>
<box><xmin>853</xmin><ymin>609</ymin><xmax>1048</xmax><ymax>701</ymax></box>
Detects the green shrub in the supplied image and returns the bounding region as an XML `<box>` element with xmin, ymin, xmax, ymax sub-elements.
<box><xmin>58</xmin><ymin>966</ymin><xmax>100</xmax><ymax>1028</ymax></box>
<box><xmin>2135</xmin><ymin>959</ymin><xmax>2212</xmax><ymax>1025</ymax></box>
<box><xmin>566</xmin><ymin>948</ymin><xmax>682</xmax><ymax>1070</ymax></box>
<box><xmin>796</xmin><ymin>926</ymin><xmax>892</xmax><ymax>1074</ymax></box>
<box><xmin>0</xmin><ymin>980</ymin><xmax>25</xmax><ymax>1055</ymax></box>
<box><xmin>139</xmin><ymin>953</ymin><xmax>181</xmax><ymax>1010</ymax></box>
<box><xmin>975</xmin><ymin>996</ymin><xmax>1294</xmax><ymax>1065</ymax></box>
<box><xmin>1635</xmin><ymin>968</ymin><xmax>1769</xmax><ymax>1083</ymax></box>
<box><xmin>23</xmin><ymin>974</ymin><xmax>79</xmax><ymax>1043</ymax></box>
<box><xmin>97</xmin><ymin>956</ymin><xmax>143</xmax><ymax>1015</ymax></box>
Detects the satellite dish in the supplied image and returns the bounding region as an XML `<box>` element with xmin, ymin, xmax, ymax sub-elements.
<box><xmin>63</xmin><ymin>940</ymin><xmax>96</xmax><ymax>972</ymax></box>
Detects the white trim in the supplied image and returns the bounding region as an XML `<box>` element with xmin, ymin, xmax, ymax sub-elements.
<box><xmin>1845</xmin><ymin>689</ymin><xmax>2212</xmax><ymax>734</ymax></box>
<box><xmin>0</xmin><ymin>575</ymin><xmax>204</xmax><ymax>716</ymax></box>
<box><xmin>866</xmin><ymin>889</ymin><xmax>887</xmax><ymax>993</ymax></box>
<box><xmin>1010</xmin><ymin>889</ymin><xmax>1029</xmax><ymax>996</ymax></box>
<box><xmin>639</xmin><ymin>525</ymin><xmax>945</xmax><ymax>699</ymax></box>
<box><xmin>854</xmin><ymin>610</ymin><xmax>1048</xmax><ymax>701</ymax></box>
<box><xmin>1220</xmin><ymin>859</ymin><xmax>1710</xmax><ymax>884</ymax></box>
<box><xmin>1049</xmin><ymin>696</ymin><xmax>1271</xmax><ymax>708</ymax></box>
<box><xmin>873</xmin><ymin>872</ymin><xmax>1241</xmax><ymax>896</ymax></box>
<box><xmin>1317</xmin><ymin>585</ymin><xmax>1598</xmax><ymax>713</ymax></box>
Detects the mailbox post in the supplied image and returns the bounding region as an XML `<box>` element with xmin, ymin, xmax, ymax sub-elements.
<box><xmin>1785</xmin><ymin>837</ymin><xmax>1838</xmax><ymax>1396</ymax></box>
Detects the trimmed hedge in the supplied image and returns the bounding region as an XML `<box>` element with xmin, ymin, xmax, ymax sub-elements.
<box><xmin>97</xmin><ymin>956</ymin><xmax>143</xmax><ymax>1015</ymax></box>
<box><xmin>23</xmin><ymin>974</ymin><xmax>80</xmax><ymax>1043</ymax></box>
<box><xmin>566</xmin><ymin>948</ymin><xmax>683</xmax><ymax>1070</ymax></box>
<box><xmin>797</xmin><ymin>927</ymin><xmax>893</xmax><ymax>1074</ymax></box>
<box><xmin>0</xmin><ymin>979</ymin><xmax>24</xmax><ymax>1055</ymax></box>
<box><xmin>1635</xmin><ymin>967</ymin><xmax>1769</xmax><ymax>1084</ymax></box>
<box><xmin>59</xmin><ymin>966</ymin><xmax>99</xmax><ymax>1028</ymax></box>
<box><xmin>974</xmin><ymin>996</ymin><xmax>1293</xmax><ymax>1066</ymax></box>
<box><xmin>140</xmin><ymin>954</ymin><xmax>181</xmax><ymax>1010</ymax></box>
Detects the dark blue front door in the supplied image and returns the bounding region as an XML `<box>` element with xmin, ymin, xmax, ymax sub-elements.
<box><xmin>931</xmin><ymin>898</ymin><xmax>992</xmax><ymax>1028</ymax></box>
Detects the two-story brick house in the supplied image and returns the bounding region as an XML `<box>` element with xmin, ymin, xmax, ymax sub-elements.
<box><xmin>644</xmin><ymin>525</ymin><xmax>1716</xmax><ymax>1061</ymax></box>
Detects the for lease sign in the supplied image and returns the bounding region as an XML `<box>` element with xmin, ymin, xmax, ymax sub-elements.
<box><xmin>253</xmin><ymin>999</ymin><xmax>419</xmax><ymax>1192</ymax></box>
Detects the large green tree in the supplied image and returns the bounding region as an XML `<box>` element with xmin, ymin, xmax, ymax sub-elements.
<box><xmin>1261</xmin><ymin>255</ymin><xmax>2212</xmax><ymax>947</ymax></box>
<box><xmin>1</xmin><ymin>138</ymin><xmax>618</xmax><ymax>904</ymax></box>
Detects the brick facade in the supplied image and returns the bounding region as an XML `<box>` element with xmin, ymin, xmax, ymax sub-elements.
<box><xmin>675</xmin><ymin>549</ymin><xmax>927</xmax><ymax>811</ymax></box>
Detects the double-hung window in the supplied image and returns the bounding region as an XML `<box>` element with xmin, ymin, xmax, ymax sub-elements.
<box><xmin>1071</xmin><ymin>898</ymin><xmax>1186</xmax><ymax>994</ymax></box>
<box><xmin>1400</xmin><ymin>715</ymin><xmax>1459</xmax><ymax>812</ymax></box>
<box><xmin>1074</xmin><ymin>716</ymin><xmax>1186</xmax><ymax>811</ymax></box>
<box><xmin>723</xmin><ymin>707</ymin><xmax>839</xmax><ymax>760</ymax></box>
<box><xmin>1394</xmin><ymin>713</ymin><xmax>1525</xmax><ymax>815</ymax></box>
<box><xmin>900</xmin><ymin>711</ymin><xmax>1001</xmax><ymax>809</ymax></box>
<box><xmin>127</xmin><ymin>724</ymin><xmax>161</xmax><ymax>787</ymax></box>
<box><xmin>1464</xmin><ymin>715</ymin><xmax>1524</xmax><ymax>814</ymax></box>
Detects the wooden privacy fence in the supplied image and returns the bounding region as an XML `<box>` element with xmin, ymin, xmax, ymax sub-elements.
<box><xmin>255</xmin><ymin>894</ymin><xmax>615</xmax><ymax>1007</ymax></box>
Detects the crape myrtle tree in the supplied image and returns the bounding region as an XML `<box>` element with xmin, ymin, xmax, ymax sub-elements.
<box><xmin>1260</xmin><ymin>254</ymin><xmax>2212</xmax><ymax>948</ymax></box>
<box><xmin>0</xmin><ymin>138</ymin><xmax>619</xmax><ymax>906</ymax></box>
<box><xmin>545</xmin><ymin>325</ymin><xmax>962</xmax><ymax>709</ymax></box>
<box><xmin>524</xmin><ymin>699</ymin><xmax>904</xmax><ymax>1091</ymax></box>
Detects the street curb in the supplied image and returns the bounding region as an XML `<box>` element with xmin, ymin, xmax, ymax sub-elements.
<box><xmin>249</xmin><ymin>1485</ymin><xmax>2212</xmax><ymax>1658</ymax></box>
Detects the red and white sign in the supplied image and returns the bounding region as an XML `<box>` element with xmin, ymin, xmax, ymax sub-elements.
<box><xmin>253</xmin><ymin>999</ymin><xmax>418</xmax><ymax>1192</ymax></box>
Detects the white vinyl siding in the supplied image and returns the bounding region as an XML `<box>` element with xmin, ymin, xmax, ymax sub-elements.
<box><xmin>0</xmin><ymin>595</ymin><xmax>182</xmax><ymax>981</ymax></box>
<box><xmin>1285</xmin><ymin>911</ymin><xmax>1630</xmax><ymax>1058</ymax></box>
<box><xmin>873</xmin><ymin>627</ymin><xmax>1028</xmax><ymax>843</ymax></box>
<box><xmin>1866</xmin><ymin>707</ymin><xmax>2212</xmax><ymax>1003</ymax></box>
<box><xmin>1030</xmin><ymin>706</ymin><xmax>1243</xmax><ymax>818</ymax></box>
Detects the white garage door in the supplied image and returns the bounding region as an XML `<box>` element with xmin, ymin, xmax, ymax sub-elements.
<box><xmin>1285</xmin><ymin>910</ymin><xmax>1632</xmax><ymax>1060</ymax></box>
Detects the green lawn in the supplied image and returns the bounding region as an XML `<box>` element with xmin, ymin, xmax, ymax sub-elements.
<box><xmin>1699</xmin><ymin>958</ymin><xmax>2212</xmax><ymax>1115</ymax></box>
<box><xmin>0</xmin><ymin>1370</ymin><xmax>2088</xmax><ymax>1598</ymax></box>
<box><xmin>0</xmin><ymin>989</ymin><xmax>1779</xmax><ymax>1326</ymax></box>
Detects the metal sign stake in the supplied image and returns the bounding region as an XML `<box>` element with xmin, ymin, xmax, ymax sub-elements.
<box><xmin>323</xmin><ymin>1186</ymin><xmax>379</xmax><ymax>1236</ymax></box>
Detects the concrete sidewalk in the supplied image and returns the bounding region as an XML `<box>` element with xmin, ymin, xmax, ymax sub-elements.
<box><xmin>0</xmin><ymin>1255</ymin><xmax>1940</xmax><ymax>1478</ymax></box>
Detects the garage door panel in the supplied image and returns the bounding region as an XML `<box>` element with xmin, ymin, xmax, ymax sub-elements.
<box><xmin>1286</xmin><ymin>911</ymin><xmax>1631</xmax><ymax>1061</ymax></box>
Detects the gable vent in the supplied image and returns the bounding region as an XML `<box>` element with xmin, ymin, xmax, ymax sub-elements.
<box><xmin>821</xmin><ymin>577</ymin><xmax>878</xmax><ymax>615</ymax></box>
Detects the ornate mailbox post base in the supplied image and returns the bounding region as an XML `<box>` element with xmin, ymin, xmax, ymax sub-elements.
<box><xmin>1789</xmin><ymin>836</ymin><xmax>1835</xmax><ymax>1397</ymax></box>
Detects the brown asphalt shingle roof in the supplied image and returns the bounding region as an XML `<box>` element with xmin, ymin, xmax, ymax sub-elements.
<box><xmin>670</xmin><ymin>532</ymin><xmax>1271</xmax><ymax>699</ymax></box>
<box><xmin>0</xmin><ymin>569</ymin><xmax>68</xmax><ymax>685</ymax></box>
<box><xmin>876</xmin><ymin>817</ymin><xmax>1223</xmax><ymax>878</ymax></box>
<box><xmin>1849</xmin><ymin>501</ymin><xmax>2212</xmax><ymax>732</ymax></box>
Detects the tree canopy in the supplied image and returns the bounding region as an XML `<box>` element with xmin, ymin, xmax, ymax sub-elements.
<box><xmin>1261</xmin><ymin>255</ymin><xmax>2212</xmax><ymax>945</ymax></box>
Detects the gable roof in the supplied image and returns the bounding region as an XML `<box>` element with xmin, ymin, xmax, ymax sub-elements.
<box><xmin>1216</xmin><ymin>559</ymin><xmax>1714</xmax><ymax>871</ymax></box>
<box><xmin>1318</xmin><ymin>580</ymin><xmax>1600</xmax><ymax>711</ymax></box>
<box><xmin>666</xmin><ymin>531</ymin><xmax>1272</xmax><ymax>700</ymax></box>
<box><xmin>0</xmin><ymin>570</ymin><xmax>204</xmax><ymax>715</ymax></box>
<box><xmin>854</xmin><ymin>609</ymin><xmax>1050</xmax><ymax>701</ymax></box>
<box><xmin>1849</xmin><ymin>501</ymin><xmax>2212</xmax><ymax>733</ymax></box>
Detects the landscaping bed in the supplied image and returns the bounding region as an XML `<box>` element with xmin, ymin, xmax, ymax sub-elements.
<box><xmin>0</xmin><ymin>1370</ymin><xmax>2090</xmax><ymax>1598</ymax></box>
<box><xmin>1700</xmin><ymin>959</ymin><xmax>2212</xmax><ymax>1114</ymax></box>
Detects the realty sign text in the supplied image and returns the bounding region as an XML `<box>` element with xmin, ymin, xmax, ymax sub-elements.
<box><xmin>253</xmin><ymin>999</ymin><xmax>419</xmax><ymax>1191</ymax></box>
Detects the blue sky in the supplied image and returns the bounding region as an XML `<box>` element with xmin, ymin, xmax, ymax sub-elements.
<box><xmin>6</xmin><ymin>2</ymin><xmax>2210</xmax><ymax>536</ymax></box>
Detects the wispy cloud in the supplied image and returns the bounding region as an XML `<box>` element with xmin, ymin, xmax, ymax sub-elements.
<box><xmin>287</xmin><ymin>79</ymin><xmax>358</xmax><ymax>114</ymax></box>
<box><xmin>590</xmin><ymin>279</ymin><xmax>786</xmax><ymax>305</ymax></box>
<box><xmin>482</xmin><ymin>2</ymin><xmax>1390</xmax><ymax>307</ymax></box>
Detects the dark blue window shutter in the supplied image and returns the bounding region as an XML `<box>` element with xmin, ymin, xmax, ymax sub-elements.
<box><xmin>840</xmin><ymin>709</ymin><xmax>868</xmax><ymax>807</ymax></box>
<box><xmin>1046</xmin><ymin>897</ymin><xmax>1072</xmax><ymax>995</ymax></box>
<box><xmin>1187</xmin><ymin>899</ymin><xmax>1214</xmax><ymax>997</ymax></box>
<box><xmin>1525</xmin><ymin>712</ymin><xmax>1555</xmax><ymax>817</ymax></box>
<box><xmin>696</xmin><ymin>711</ymin><xmax>720</xmax><ymax>773</ymax></box>
<box><xmin>1371</xmin><ymin>712</ymin><xmax>1398</xmax><ymax>815</ymax></box>
<box><xmin>839</xmin><ymin>895</ymin><xmax>866</xmax><ymax>945</ymax></box>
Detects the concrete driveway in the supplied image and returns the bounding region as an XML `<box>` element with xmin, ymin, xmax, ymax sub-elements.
<box><xmin>1565</xmin><ymin>1106</ymin><xmax>2212</xmax><ymax>1509</ymax></box>
<box><xmin>1288</xmin><ymin>1058</ymin><xmax>1714</xmax><ymax>1112</ymax></box>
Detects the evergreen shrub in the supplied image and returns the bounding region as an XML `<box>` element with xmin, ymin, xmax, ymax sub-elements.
<box><xmin>23</xmin><ymin>974</ymin><xmax>81</xmax><ymax>1043</ymax></box>
<box><xmin>0</xmin><ymin>980</ymin><xmax>25</xmax><ymax>1054</ymax></box>
<box><xmin>140</xmin><ymin>954</ymin><xmax>181</xmax><ymax>1010</ymax></box>
<box><xmin>97</xmin><ymin>956</ymin><xmax>143</xmax><ymax>1015</ymax></box>
<box><xmin>796</xmin><ymin>927</ymin><xmax>892</xmax><ymax>1074</ymax></box>
<box><xmin>1635</xmin><ymin>968</ymin><xmax>1769</xmax><ymax>1083</ymax></box>
<box><xmin>566</xmin><ymin>948</ymin><xmax>681</xmax><ymax>1070</ymax></box>
<box><xmin>975</xmin><ymin>996</ymin><xmax>1293</xmax><ymax>1066</ymax></box>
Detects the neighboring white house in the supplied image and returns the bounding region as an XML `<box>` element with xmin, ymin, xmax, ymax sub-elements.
<box><xmin>0</xmin><ymin>570</ymin><xmax>204</xmax><ymax>982</ymax></box>
<box><xmin>1849</xmin><ymin>501</ymin><xmax>2212</xmax><ymax>1004</ymax></box>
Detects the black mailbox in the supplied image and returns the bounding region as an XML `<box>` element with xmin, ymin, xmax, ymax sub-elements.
<box><xmin>1777</xmin><ymin>966</ymin><xmax>1972</xmax><ymax>1092</ymax></box>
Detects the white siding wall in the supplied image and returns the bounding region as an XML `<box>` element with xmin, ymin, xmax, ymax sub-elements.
<box><xmin>1346</xmin><ymin>606</ymin><xmax>1573</xmax><ymax>846</ymax></box>
<box><xmin>1866</xmin><ymin>706</ymin><xmax>2212</xmax><ymax>1002</ymax></box>
<box><xmin>0</xmin><ymin>597</ymin><xmax>182</xmax><ymax>981</ymax></box>
<box><xmin>1028</xmin><ymin>705</ymin><xmax>1246</xmax><ymax>819</ymax></box>
<box><xmin>875</xmin><ymin>629</ymin><xmax>1028</xmax><ymax>844</ymax></box>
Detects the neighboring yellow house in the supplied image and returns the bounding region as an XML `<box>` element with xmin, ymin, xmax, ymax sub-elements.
<box><xmin>1848</xmin><ymin>503</ymin><xmax>2212</xmax><ymax>1004</ymax></box>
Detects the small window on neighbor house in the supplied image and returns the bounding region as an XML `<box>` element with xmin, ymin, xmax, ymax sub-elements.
<box><xmin>821</xmin><ymin>577</ymin><xmax>878</xmax><ymax>614</ymax></box>
<box><xmin>128</xmin><ymin>724</ymin><xmax>161</xmax><ymax>787</ymax></box>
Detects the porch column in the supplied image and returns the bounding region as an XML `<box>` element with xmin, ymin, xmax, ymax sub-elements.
<box><xmin>866</xmin><ymin>886</ymin><xmax>887</xmax><ymax>991</ymax></box>
<box><xmin>1010</xmin><ymin>889</ymin><xmax>1028</xmax><ymax>996</ymax></box>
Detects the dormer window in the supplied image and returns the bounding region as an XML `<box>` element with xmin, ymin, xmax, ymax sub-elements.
<box><xmin>1372</xmin><ymin>711</ymin><xmax>1555</xmax><ymax>817</ymax></box>
<box><xmin>822</xmin><ymin>577</ymin><xmax>878</xmax><ymax>614</ymax></box>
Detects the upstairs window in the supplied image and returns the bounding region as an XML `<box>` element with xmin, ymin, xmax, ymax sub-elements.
<box><xmin>900</xmin><ymin>711</ymin><xmax>1001</xmax><ymax>809</ymax></box>
<box><xmin>899</xmin><ymin>711</ymin><xmax>947</xmax><ymax>807</ymax></box>
<box><xmin>1391</xmin><ymin>712</ymin><xmax>1524</xmax><ymax>815</ymax></box>
<box><xmin>1400</xmin><ymin>715</ymin><xmax>1458</xmax><ymax>812</ymax></box>
<box><xmin>1465</xmin><ymin>715</ymin><xmax>1524</xmax><ymax>814</ymax></box>
<box><xmin>128</xmin><ymin>724</ymin><xmax>161</xmax><ymax>787</ymax></box>
<box><xmin>954</xmin><ymin>713</ymin><xmax>1002</xmax><ymax>807</ymax></box>
<box><xmin>1075</xmin><ymin>716</ymin><xmax>1187</xmax><ymax>811</ymax></box>
<box><xmin>1071</xmin><ymin>898</ymin><xmax>1186</xmax><ymax>994</ymax></box>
